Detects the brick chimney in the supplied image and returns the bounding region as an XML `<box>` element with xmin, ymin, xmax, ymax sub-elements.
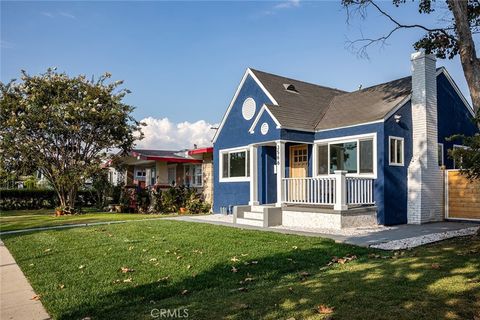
<box><xmin>407</xmin><ymin>51</ymin><xmax>443</xmax><ymax>224</ymax></box>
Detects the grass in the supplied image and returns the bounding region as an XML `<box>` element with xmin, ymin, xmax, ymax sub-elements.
<box><xmin>0</xmin><ymin>208</ymin><xmax>178</xmax><ymax>232</ymax></box>
<box><xmin>2</xmin><ymin>219</ymin><xmax>479</xmax><ymax>320</ymax></box>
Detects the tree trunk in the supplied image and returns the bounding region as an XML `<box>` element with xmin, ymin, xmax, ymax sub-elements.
<box><xmin>448</xmin><ymin>0</ymin><xmax>480</xmax><ymax>116</ymax></box>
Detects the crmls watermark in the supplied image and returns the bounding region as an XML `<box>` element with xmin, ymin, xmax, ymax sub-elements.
<box><xmin>150</xmin><ymin>308</ymin><xmax>189</xmax><ymax>318</ymax></box>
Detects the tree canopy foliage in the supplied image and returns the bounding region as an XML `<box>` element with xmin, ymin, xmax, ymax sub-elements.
<box><xmin>0</xmin><ymin>69</ymin><xmax>143</xmax><ymax>209</ymax></box>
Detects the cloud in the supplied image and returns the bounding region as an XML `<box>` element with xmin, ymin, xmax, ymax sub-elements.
<box><xmin>40</xmin><ymin>11</ymin><xmax>75</xmax><ymax>19</ymax></box>
<box><xmin>274</xmin><ymin>0</ymin><xmax>300</xmax><ymax>10</ymax></box>
<box><xmin>135</xmin><ymin>117</ymin><xmax>217</xmax><ymax>150</ymax></box>
<box><xmin>258</xmin><ymin>0</ymin><xmax>301</xmax><ymax>17</ymax></box>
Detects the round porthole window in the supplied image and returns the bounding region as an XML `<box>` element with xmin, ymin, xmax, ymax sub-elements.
<box><xmin>261</xmin><ymin>122</ymin><xmax>269</xmax><ymax>135</ymax></box>
<box><xmin>242</xmin><ymin>97</ymin><xmax>256</xmax><ymax>120</ymax></box>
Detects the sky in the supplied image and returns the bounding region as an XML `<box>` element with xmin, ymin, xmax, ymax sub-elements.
<box><xmin>1</xmin><ymin>1</ymin><xmax>476</xmax><ymax>149</ymax></box>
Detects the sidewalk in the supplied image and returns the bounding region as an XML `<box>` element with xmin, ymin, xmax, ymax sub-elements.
<box><xmin>0</xmin><ymin>240</ymin><xmax>50</xmax><ymax>320</ymax></box>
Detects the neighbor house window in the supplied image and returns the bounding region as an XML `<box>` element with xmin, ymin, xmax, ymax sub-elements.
<box><xmin>184</xmin><ymin>164</ymin><xmax>203</xmax><ymax>187</ymax></box>
<box><xmin>167</xmin><ymin>166</ymin><xmax>176</xmax><ymax>186</ymax></box>
<box><xmin>389</xmin><ymin>137</ymin><xmax>404</xmax><ymax>166</ymax></box>
<box><xmin>220</xmin><ymin>149</ymin><xmax>250</xmax><ymax>180</ymax></box>
<box><xmin>136</xmin><ymin>169</ymin><xmax>146</xmax><ymax>177</ymax></box>
<box><xmin>438</xmin><ymin>143</ymin><xmax>444</xmax><ymax>167</ymax></box>
<box><xmin>317</xmin><ymin>136</ymin><xmax>374</xmax><ymax>176</ymax></box>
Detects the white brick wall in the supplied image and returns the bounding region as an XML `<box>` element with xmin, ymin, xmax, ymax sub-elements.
<box><xmin>407</xmin><ymin>52</ymin><xmax>443</xmax><ymax>224</ymax></box>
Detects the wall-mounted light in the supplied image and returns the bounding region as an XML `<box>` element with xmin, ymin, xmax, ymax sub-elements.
<box><xmin>394</xmin><ymin>114</ymin><xmax>402</xmax><ymax>123</ymax></box>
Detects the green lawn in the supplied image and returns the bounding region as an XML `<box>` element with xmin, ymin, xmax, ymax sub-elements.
<box><xmin>0</xmin><ymin>208</ymin><xmax>177</xmax><ymax>232</ymax></box>
<box><xmin>2</xmin><ymin>220</ymin><xmax>479</xmax><ymax>320</ymax></box>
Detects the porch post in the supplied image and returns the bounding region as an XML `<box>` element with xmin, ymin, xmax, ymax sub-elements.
<box><xmin>334</xmin><ymin>170</ymin><xmax>348</xmax><ymax>211</ymax></box>
<box><xmin>145</xmin><ymin>168</ymin><xmax>152</xmax><ymax>187</ymax></box>
<box><xmin>276</xmin><ymin>141</ymin><xmax>286</xmax><ymax>207</ymax></box>
<box><xmin>249</xmin><ymin>145</ymin><xmax>259</xmax><ymax>205</ymax></box>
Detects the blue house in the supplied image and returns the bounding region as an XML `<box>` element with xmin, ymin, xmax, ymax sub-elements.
<box><xmin>212</xmin><ymin>52</ymin><xmax>477</xmax><ymax>228</ymax></box>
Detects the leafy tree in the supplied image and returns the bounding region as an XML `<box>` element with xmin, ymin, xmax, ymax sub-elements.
<box><xmin>0</xmin><ymin>69</ymin><xmax>143</xmax><ymax>211</ymax></box>
<box><xmin>342</xmin><ymin>0</ymin><xmax>480</xmax><ymax>178</ymax></box>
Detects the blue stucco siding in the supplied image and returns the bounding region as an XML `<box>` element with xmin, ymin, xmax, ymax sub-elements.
<box><xmin>314</xmin><ymin>122</ymin><xmax>386</xmax><ymax>224</ymax></box>
<box><xmin>384</xmin><ymin>101</ymin><xmax>412</xmax><ymax>225</ymax></box>
<box><xmin>213</xmin><ymin>74</ymin><xmax>276</xmax><ymax>212</ymax></box>
<box><xmin>437</xmin><ymin>72</ymin><xmax>478</xmax><ymax>168</ymax></box>
<box><xmin>251</xmin><ymin>110</ymin><xmax>281</xmax><ymax>142</ymax></box>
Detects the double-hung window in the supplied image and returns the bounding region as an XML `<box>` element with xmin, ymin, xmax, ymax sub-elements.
<box><xmin>389</xmin><ymin>137</ymin><xmax>404</xmax><ymax>166</ymax></box>
<box><xmin>316</xmin><ymin>135</ymin><xmax>375</xmax><ymax>176</ymax></box>
<box><xmin>184</xmin><ymin>164</ymin><xmax>203</xmax><ymax>187</ymax></box>
<box><xmin>220</xmin><ymin>148</ymin><xmax>250</xmax><ymax>181</ymax></box>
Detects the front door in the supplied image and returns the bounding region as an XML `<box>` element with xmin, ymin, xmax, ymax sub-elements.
<box><xmin>289</xmin><ymin>145</ymin><xmax>308</xmax><ymax>201</ymax></box>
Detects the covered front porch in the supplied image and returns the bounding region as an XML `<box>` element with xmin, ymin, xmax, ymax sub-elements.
<box><xmin>241</xmin><ymin>138</ymin><xmax>377</xmax><ymax>229</ymax></box>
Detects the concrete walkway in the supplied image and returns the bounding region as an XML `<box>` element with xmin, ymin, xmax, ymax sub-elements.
<box><xmin>0</xmin><ymin>240</ymin><xmax>50</xmax><ymax>320</ymax></box>
<box><xmin>167</xmin><ymin>215</ymin><xmax>479</xmax><ymax>248</ymax></box>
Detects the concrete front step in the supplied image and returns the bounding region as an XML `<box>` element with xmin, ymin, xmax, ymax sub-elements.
<box><xmin>236</xmin><ymin>217</ymin><xmax>264</xmax><ymax>227</ymax></box>
<box><xmin>250</xmin><ymin>205</ymin><xmax>274</xmax><ymax>213</ymax></box>
<box><xmin>244</xmin><ymin>211</ymin><xmax>264</xmax><ymax>220</ymax></box>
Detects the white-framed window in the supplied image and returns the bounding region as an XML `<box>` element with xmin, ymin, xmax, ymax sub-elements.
<box><xmin>315</xmin><ymin>133</ymin><xmax>376</xmax><ymax>177</ymax></box>
<box><xmin>167</xmin><ymin>165</ymin><xmax>176</xmax><ymax>186</ymax></box>
<box><xmin>136</xmin><ymin>169</ymin><xmax>146</xmax><ymax>177</ymax></box>
<box><xmin>219</xmin><ymin>147</ymin><xmax>250</xmax><ymax>182</ymax></box>
<box><xmin>438</xmin><ymin>143</ymin><xmax>444</xmax><ymax>167</ymax></box>
<box><xmin>184</xmin><ymin>164</ymin><xmax>203</xmax><ymax>187</ymax></box>
<box><xmin>389</xmin><ymin>136</ymin><xmax>404</xmax><ymax>166</ymax></box>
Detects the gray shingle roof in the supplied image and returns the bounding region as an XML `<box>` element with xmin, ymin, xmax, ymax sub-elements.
<box><xmin>316</xmin><ymin>76</ymin><xmax>412</xmax><ymax>130</ymax></box>
<box><xmin>250</xmin><ymin>69</ymin><xmax>346</xmax><ymax>131</ymax></box>
<box><xmin>250</xmin><ymin>69</ymin><xmax>412</xmax><ymax>131</ymax></box>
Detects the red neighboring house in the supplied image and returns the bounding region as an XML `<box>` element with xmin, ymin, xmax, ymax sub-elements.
<box><xmin>108</xmin><ymin>147</ymin><xmax>213</xmax><ymax>205</ymax></box>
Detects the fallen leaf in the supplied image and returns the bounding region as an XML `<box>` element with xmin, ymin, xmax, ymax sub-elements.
<box><xmin>181</xmin><ymin>289</ymin><xmax>188</xmax><ymax>295</ymax></box>
<box><xmin>142</xmin><ymin>249</ymin><xmax>147</xmax><ymax>252</ymax></box>
<box><xmin>233</xmin><ymin>303</ymin><xmax>249</xmax><ymax>310</ymax></box>
<box><xmin>237</xmin><ymin>287</ymin><xmax>248</xmax><ymax>292</ymax></box>
<box><xmin>120</xmin><ymin>267</ymin><xmax>134</xmax><ymax>273</ymax></box>
<box><xmin>286</xmin><ymin>318</ymin><xmax>296</xmax><ymax>320</ymax></box>
<box><xmin>231</xmin><ymin>266</ymin><xmax>238</xmax><ymax>273</ymax></box>
<box><xmin>29</xmin><ymin>263</ymin><xmax>34</xmax><ymax>267</ymax></box>
<box><xmin>81</xmin><ymin>317</ymin><xmax>91</xmax><ymax>320</ymax></box>
<box><xmin>431</xmin><ymin>263</ymin><xmax>441</xmax><ymax>269</ymax></box>
<box><xmin>176</xmin><ymin>255</ymin><xmax>183</xmax><ymax>260</ymax></box>
<box><xmin>31</xmin><ymin>295</ymin><xmax>40</xmax><ymax>301</ymax></box>
<box><xmin>187</xmin><ymin>265</ymin><xmax>192</xmax><ymax>270</ymax></box>
<box><xmin>79</xmin><ymin>265</ymin><xmax>85</xmax><ymax>269</ymax></box>
<box><xmin>299</xmin><ymin>271</ymin><xmax>311</xmax><ymax>277</ymax></box>
<box><xmin>316</xmin><ymin>304</ymin><xmax>334</xmax><ymax>314</ymax></box>
<box><xmin>230</xmin><ymin>256</ymin><xmax>240</xmax><ymax>262</ymax></box>
<box><xmin>58</xmin><ymin>284</ymin><xmax>65</xmax><ymax>289</ymax></box>
<box><xmin>241</xmin><ymin>253</ymin><xmax>248</xmax><ymax>257</ymax></box>
<box><xmin>123</xmin><ymin>278</ymin><xmax>132</xmax><ymax>283</ymax></box>
<box><xmin>288</xmin><ymin>287</ymin><xmax>294</xmax><ymax>293</ymax></box>
<box><xmin>149</xmin><ymin>258</ymin><xmax>157</xmax><ymax>262</ymax></box>
<box><xmin>243</xmin><ymin>277</ymin><xmax>254</xmax><ymax>282</ymax></box>
<box><xmin>128</xmin><ymin>246</ymin><xmax>134</xmax><ymax>251</ymax></box>
<box><xmin>292</xmin><ymin>246</ymin><xmax>298</xmax><ymax>250</ymax></box>
<box><xmin>158</xmin><ymin>276</ymin><xmax>170</xmax><ymax>282</ymax></box>
<box><xmin>250</xmin><ymin>260</ymin><xmax>258</xmax><ymax>264</ymax></box>
<box><xmin>165</xmin><ymin>250</ymin><xmax>171</xmax><ymax>253</ymax></box>
<box><xmin>44</xmin><ymin>248</ymin><xmax>51</xmax><ymax>253</ymax></box>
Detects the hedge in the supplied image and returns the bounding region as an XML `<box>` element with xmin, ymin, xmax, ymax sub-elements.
<box><xmin>0</xmin><ymin>189</ymin><xmax>96</xmax><ymax>211</ymax></box>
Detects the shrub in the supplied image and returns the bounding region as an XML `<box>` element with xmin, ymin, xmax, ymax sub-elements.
<box><xmin>146</xmin><ymin>186</ymin><xmax>210</xmax><ymax>214</ymax></box>
<box><xmin>0</xmin><ymin>189</ymin><xmax>95</xmax><ymax>211</ymax></box>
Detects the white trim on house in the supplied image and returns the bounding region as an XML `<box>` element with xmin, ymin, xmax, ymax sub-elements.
<box><xmin>315</xmin><ymin>119</ymin><xmax>384</xmax><ymax>133</ymax></box>
<box><xmin>389</xmin><ymin>136</ymin><xmax>405</xmax><ymax>166</ymax></box>
<box><xmin>383</xmin><ymin>94</ymin><xmax>412</xmax><ymax>121</ymax></box>
<box><xmin>438</xmin><ymin>143</ymin><xmax>444</xmax><ymax>167</ymax></box>
<box><xmin>248</xmin><ymin>104</ymin><xmax>282</xmax><ymax>133</ymax></box>
<box><xmin>218</xmin><ymin>146</ymin><xmax>251</xmax><ymax>183</ymax></box>
<box><xmin>212</xmin><ymin>69</ymin><xmax>278</xmax><ymax>143</ymax></box>
<box><xmin>314</xmin><ymin>133</ymin><xmax>377</xmax><ymax>179</ymax></box>
<box><xmin>436</xmin><ymin>67</ymin><xmax>475</xmax><ymax>117</ymax></box>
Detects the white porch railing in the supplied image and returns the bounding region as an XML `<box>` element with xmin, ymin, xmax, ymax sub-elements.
<box><xmin>283</xmin><ymin>177</ymin><xmax>336</xmax><ymax>205</ymax></box>
<box><xmin>346</xmin><ymin>177</ymin><xmax>375</xmax><ymax>205</ymax></box>
<box><xmin>282</xmin><ymin>171</ymin><xmax>375</xmax><ymax>209</ymax></box>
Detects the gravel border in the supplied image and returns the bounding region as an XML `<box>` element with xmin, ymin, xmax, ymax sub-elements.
<box><xmin>370</xmin><ymin>226</ymin><xmax>480</xmax><ymax>250</ymax></box>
